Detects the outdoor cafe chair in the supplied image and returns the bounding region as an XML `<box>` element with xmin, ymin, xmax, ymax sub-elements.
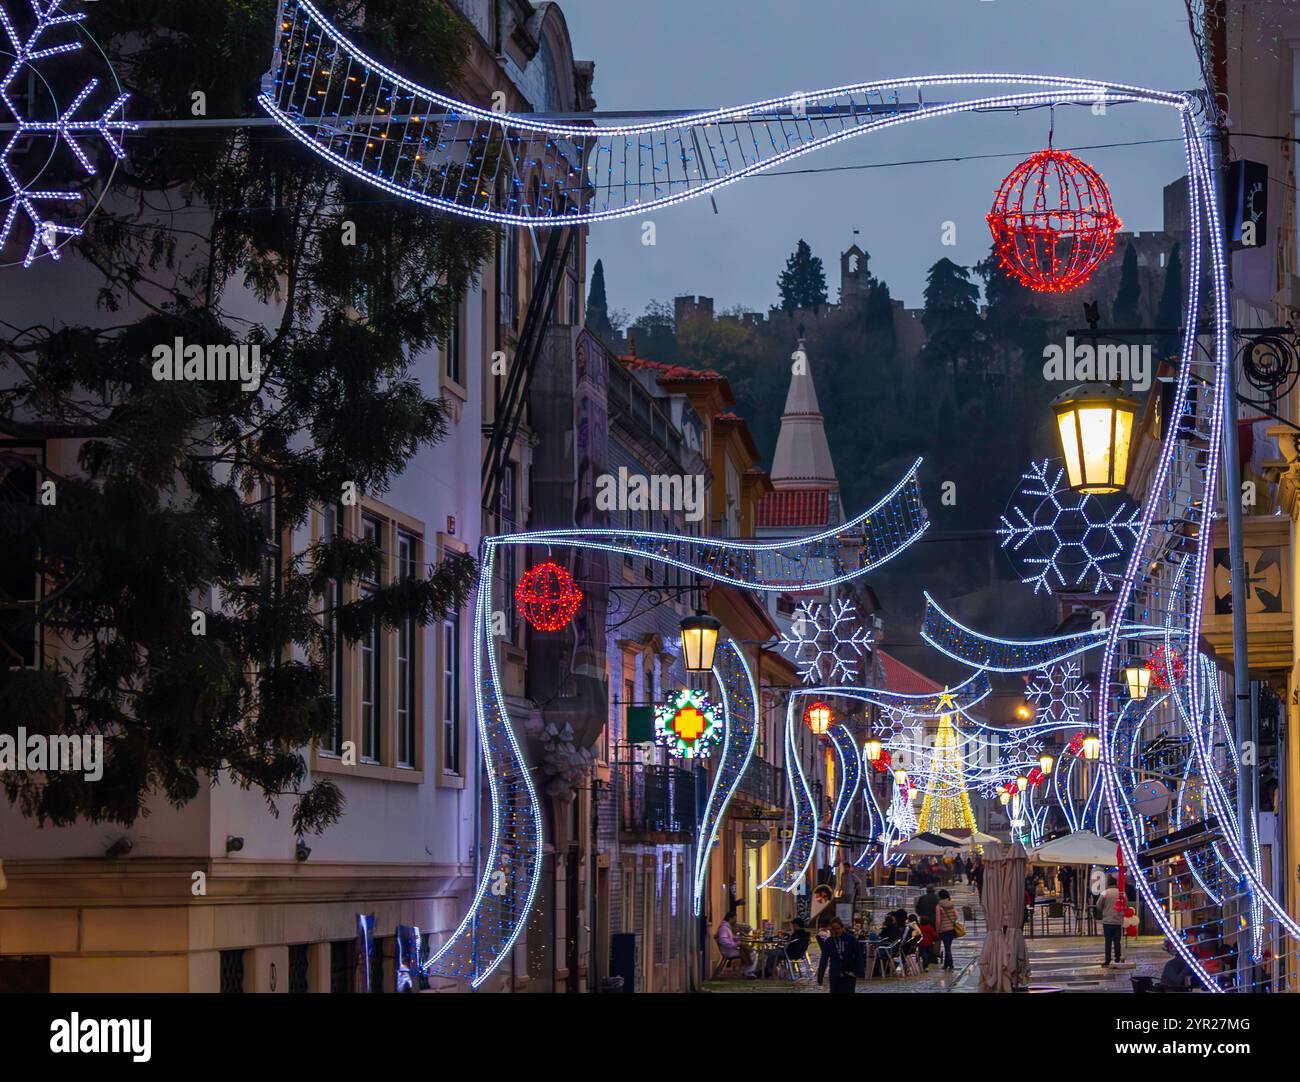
<box><xmin>1046</xmin><ymin>901</ymin><xmax>1068</xmax><ymax>935</ymax></box>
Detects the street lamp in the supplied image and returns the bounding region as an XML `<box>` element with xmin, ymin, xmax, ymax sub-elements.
<box><xmin>1123</xmin><ymin>662</ymin><xmax>1151</xmax><ymax>701</ymax></box>
<box><xmin>893</xmin><ymin>768</ymin><xmax>908</xmax><ymax>787</ymax></box>
<box><xmin>1051</xmin><ymin>383</ymin><xmax>1138</xmax><ymax>494</ymax></box>
<box><xmin>803</xmin><ymin>700</ymin><xmax>833</xmax><ymax>735</ymax></box>
<box><xmin>998</xmin><ymin>790</ymin><xmax>1011</xmax><ymax>806</ymax></box>
<box><xmin>679</xmin><ymin>612</ymin><xmax>720</xmax><ymax>673</ymax></box>
<box><xmin>1016</xmin><ymin>774</ymin><xmax>1028</xmax><ymax>792</ymax></box>
<box><xmin>1039</xmin><ymin>753</ymin><xmax>1055</xmax><ymax>776</ymax></box>
<box><xmin>863</xmin><ymin>736</ymin><xmax>883</xmax><ymax>763</ymax></box>
<box><xmin>1081</xmin><ymin>734</ymin><xmax>1102</xmax><ymax>761</ymax></box>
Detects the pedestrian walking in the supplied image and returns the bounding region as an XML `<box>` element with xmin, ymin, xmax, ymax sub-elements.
<box><xmin>1098</xmin><ymin>876</ymin><xmax>1124</xmax><ymax>966</ymax></box>
<box><xmin>964</xmin><ymin>856</ymin><xmax>974</xmax><ymax>885</ymax></box>
<box><xmin>915</xmin><ymin>884</ymin><xmax>938</xmax><ymax>926</ymax></box>
<box><xmin>817</xmin><ymin>917</ymin><xmax>864</xmax><ymax>993</ymax></box>
<box><xmin>935</xmin><ymin>888</ymin><xmax>959</xmax><ymax>971</ymax></box>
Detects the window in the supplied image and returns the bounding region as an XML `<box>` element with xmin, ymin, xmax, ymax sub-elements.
<box><xmin>446</xmin><ymin>298</ymin><xmax>463</xmax><ymax>386</ymax></box>
<box><xmin>330</xmin><ymin>940</ymin><xmax>355</xmax><ymax>993</ymax></box>
<box><xmin>442</xmin><ymin>613</ymin><xmax>461</xmax><ymax>774</ymax></box>
<box><xmin>288</xmin><ymin>944</ymin><xmax>309</xmax><ymax>994</ymax></box>
<box><xmin>320</xmin><ymin>504</ymin><xmax>344</xmax><ymax>754</ymax></box>
<box><xmin>219</xmin><ymin>950</ymin><xmax>245</xmax><ymax>993</ymax></box>
<box><xmin>499</xmin><ymin>225</ymin><xmax>519</xmax><ymax>326</ymax></box>
<box><xmin>315</xmin><ymin>501</ymin><xmax>427</xmax><ymax>777</ymax></box>
<box><xmin>360</xmin><ymin>515</ymin><xmax>382</xmax><ymax>763</ymax></box>
<box><xmin>397</xmin><ymin>531</ymin><xmax>418</xmax><ymax>767</ymax></box>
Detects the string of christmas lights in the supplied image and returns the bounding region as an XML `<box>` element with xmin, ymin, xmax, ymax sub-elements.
<box><xmin>258</xmin><ymin>0</ymin><xmax>1187</xmax><ymax>225</ymax></box>
<box><xmin>827</xmin><ymin>722</ymin><xmax>862</xmax><ymax>834</ymax></box>
<box><xmin>506</xmin><ymin>458</ymin><xmax>928</xmax><ymax>593</ymax></box>
<box><xmin>692</xmin><ymin>639</ymin><xmax>759</xmax><ymax>915</ymax></box>
<box><xmin>760</xmin><ymin>694</ymin><xmax>819</xmax><ymax>893</ymax></box>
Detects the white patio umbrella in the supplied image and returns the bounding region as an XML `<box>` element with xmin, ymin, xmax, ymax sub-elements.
<box><xmin>888</xmin><ymin>836</ymin><xmax>954</xmax><ymax>856</ymax></box>
<box><xmin>1028</xmin><ymin>830</ymin><xmax>1119</xmax><ymax>865</ymax></box>
<box><xmin>977</xmin><ymin>841</ymin><xmax>1030</xmax><ymax>992</ymax></box>
<box><xmin>940</xmin><ymin>830</ymin><xmax>1001</xmax><ymax>847</ymax></box>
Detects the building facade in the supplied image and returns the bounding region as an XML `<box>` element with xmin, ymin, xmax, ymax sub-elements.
<box><xmin>0</xmin><ymin>0</ymin><xmax>594</xmax><ymax>994</ymax></box>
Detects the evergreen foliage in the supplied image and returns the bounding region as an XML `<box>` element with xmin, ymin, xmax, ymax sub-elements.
<box><xmin>0</xmin><ymin>1</ymin><xmax>492</xmax><ymax>832</ymax></box>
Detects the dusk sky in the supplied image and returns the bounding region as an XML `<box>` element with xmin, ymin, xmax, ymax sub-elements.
<box><xmin>560</xmin><ymin>0</ymin><xmax>1202</xmax><ymax>320</ymax></box>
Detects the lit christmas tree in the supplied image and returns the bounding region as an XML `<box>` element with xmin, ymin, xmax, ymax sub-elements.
<box><xmin>916</xmin><ymin>708</ymin><xmax>979</xmax><ymax>835</ymax></box>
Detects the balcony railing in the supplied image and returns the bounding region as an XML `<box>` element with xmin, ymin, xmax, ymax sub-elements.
<box><xmin>736</xmin><ymin>756</ymin><xmax>785</xmax><ymax>808</ymax></box>
<box><xmin>613</xmin><ymin>761</ymin><xmax>698</xmax><ymax>837</ymax></box>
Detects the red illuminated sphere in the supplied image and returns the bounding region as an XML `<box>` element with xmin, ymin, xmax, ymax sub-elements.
<box><xmin>516</xmin><ymin>561</ymin><xmax>583</xmax><ymax>632</ymax></box>
<box><xmin>987</xmin><ymin>148</ymin><xmax>1121</xmax><ymax>293</ymax></box>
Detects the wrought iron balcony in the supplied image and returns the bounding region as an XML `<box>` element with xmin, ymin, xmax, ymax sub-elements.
<box><xmin>612</xmin><ymin>761</ymin><xmax>698</xmax><ymax>838</ymax></box>
<box><xmin>736</xmin><ymin>755</ymin><xmax>785</xmax><ymax>809</ymax></box>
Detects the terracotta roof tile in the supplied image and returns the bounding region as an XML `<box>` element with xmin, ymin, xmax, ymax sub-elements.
<box><xmin>877</xmin><ymin>651</ymin><xmax>943</xmax><ymax>696</ymax></box>
<box><xmin>756</xmin><ymin>489</ymin><xmax>829</xmax><ymax>528</ymax></box>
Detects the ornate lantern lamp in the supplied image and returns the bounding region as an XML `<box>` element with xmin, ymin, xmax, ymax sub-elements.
<box><xmin>679</xmin><ymin>612</ymin><xmax>721</xmax><ymax>673</ymax></box>
<box><xmin>1051</xmin><ymin>383</ymin><xmax>1138</xmax><ymax>495</ymax></box>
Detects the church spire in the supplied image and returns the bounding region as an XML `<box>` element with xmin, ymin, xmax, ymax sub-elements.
<box><xmin>769</xmin><ymin>338</ymin><xmax>839</xmax><ymax>493</ymax></box>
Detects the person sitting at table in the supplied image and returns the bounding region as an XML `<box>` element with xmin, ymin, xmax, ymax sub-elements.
<box><xmin>715</xmin><ymin>909</ymin><xmax>757</xmax><ymax>978</ymax></box>
<box><xmin>899</xmin><ymin>913</ymin><xmax>924</xmax><ymax>972</ymax></box>
<box><xmin>872</xmin><ymin>913</ymin><xmax>904</xmax><ymax>977</ymax></box>
<box><xmin>1155</xmin><ymin>939</ymin><xmax>1193</xmax><ymax>992</ymax></box>
<box><xmin>763</xmin><ymin>918</ymin><xmax>811</xmax><ymax>978</ymax></box>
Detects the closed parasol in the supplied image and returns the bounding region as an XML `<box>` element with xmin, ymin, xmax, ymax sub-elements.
<box><xmin>977</xmin><ymin>841</ymin><xmax>1030</xmax><ymax>992</ymax></box>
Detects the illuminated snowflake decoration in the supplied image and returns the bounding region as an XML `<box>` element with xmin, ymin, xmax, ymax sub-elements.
<box><xmin>1025</xmin><ymin>660</ymin><xmax>1091</xmax><ymax>725</ymax></box>
<box><xmin>998</xmin><ymin>458</ymin><xmax>1141</xmax><ymax>595</ymax></box>
<box><xmin>995</xmin><ymin>727</ymin><xmax>1045</xmax><ymax>765</ymax></box>
<box><xmin>1</xmin><ymin>0</ymin><xmax>134</xmax><ymax>266</ymax></box>
<box><xmin>779</xmin><ymin>597</ymin><xmax>872</xmax><ymax>685</ymax></box>
<box><xmin>872</xmin><ymin>705</ymin><xmax>923</xmax><ymax>743</ymax></box>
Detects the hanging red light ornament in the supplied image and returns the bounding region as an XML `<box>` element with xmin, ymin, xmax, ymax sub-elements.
<box><xmin>871</xmin><ymin>748</ymin><xmax>893</xmax><ymax>774</ymax></box>
<box><xmin>987</xmin><ymin>147</ymin><xmax>1121</xmax><ymax>293</ymax></box>
<box><xmin>515</xmin><ymin>561</ymin><xmax>584</xmax><ymax>632</ymax></box>
<box><xmin>1146</xmin><ymin>645</ymin><xmax>1186</xmax><ymax>691</ymax></box>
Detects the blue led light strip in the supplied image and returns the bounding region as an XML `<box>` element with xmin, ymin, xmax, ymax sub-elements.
<box><xmin>827</xmin><ymin>722</ymin><xmax>862</xmax><ymax>835</ymax></box>
<box><xmin>789</xmin><ymin>669</ymin><xmax>992</xmax><ymax>718</ymax></box>
<box><xmin>258</xmin><ymin>1</ymin><xmax>1183</xmax><ymax>224</ymax></box>
<box><xmin>496</xmin><ymin>458</ymin><xmax>928</xmax><ymax>593</ymax></box>
<box><xmin>693</xmin><ymin>639</ymin><xmax>759</xmax><ymax>916</ymax></box>
<box><xmin>761</xmin><ymin>696</ymin><xmax>818</xmax><ymax>892</ymax></box>
<box><xmin>425</xmin><ymin>548</ymin><xmax>543</xmax><ymax>987</ymax></box>
<box><xmin>921</xmin><ymin>592</ymin><xmax>1161</xmax><ymax>672</ymax></box>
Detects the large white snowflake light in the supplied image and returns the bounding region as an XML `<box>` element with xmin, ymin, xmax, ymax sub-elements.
<box><xmin>779</xmin><ymin>597</ymin><xmax>872</xmax><ymax>685</ymax></box>
<box><xmin>1</xmin><ymin>0</ymin><xmax>134</xmax><ymax>266</ymax></box>
<box><xmin>1025</xmin><ymin>660</ymin><xmax>1091</xmax><ymax>725</ymax></box>
<box><xmin>872</xmin><ymin>705</ymin><xmax>923</xmax><ymax>743</ymax></box>
<box><xmin>995</xmin><ymin>727</ymin><xmax>1045</xmax><ymax>766</ymax></box>
<box><xmin>998</xmin><ymin>458</ymin><xmax>1141</xmax><ymax>595</ymax></box>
